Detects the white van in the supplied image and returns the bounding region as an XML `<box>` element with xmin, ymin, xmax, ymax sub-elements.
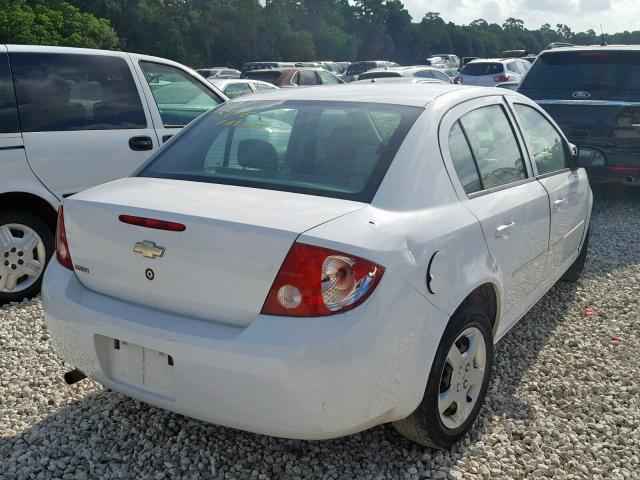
<box><xmin>0</xmin><ymin>45</ymin><xmax>226</xmax><ymax>303</ymax></box>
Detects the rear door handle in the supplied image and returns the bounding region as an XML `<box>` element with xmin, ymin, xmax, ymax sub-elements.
<box><xmin>495</xmin><ymin>221</ymin><xmax>515</xmax><ymax>237</ymax></box>
<box><xmin>129</xmin><ymin>136</ymin><xmax>154</xmax><ymax>151</ymax></box>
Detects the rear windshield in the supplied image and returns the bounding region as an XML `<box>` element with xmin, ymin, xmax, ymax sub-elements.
<box><xmin>358</xmin><ymin>71</ymin><xmax>402</xmax><ymax>80</ymax></box>
<box><xmin>139</xmin><ymin>100</ymin><xmax>422</xmax><ymax>202</ymax></box>
<box><xmin>521</xmin><ymin>50</ymin><xmax>640</xmax><ymax>91</ymax></box>
<box><xmin>460</xmin><ymin>62</ymin><xmax>504</xmax><ymax>76</ymax></box>
<box><xmin>347</xmin><ymin>62</ymin><xmax>377</xmax><ymax>76</ymax></box>
<box><xmin>244</xmin><ymin>71</ymin><xmax>282</xmax><ymax>84</ymax></box>
<box><xmin>243</xmin><ymin>63</ymin><xmax>278</xmax><ymax>72</ymax></box>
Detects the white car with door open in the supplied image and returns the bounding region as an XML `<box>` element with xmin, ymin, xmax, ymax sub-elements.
<box><xmin>44</xmin><ymin>83</ymin><xmax>592</xmax><ymax>448</ymax></box>
<box><xmin>0</xmin><ymin>45</ymin><xmax>226</xmax><ymax>304</ymax></box>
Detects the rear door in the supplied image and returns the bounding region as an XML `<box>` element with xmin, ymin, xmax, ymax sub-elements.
<box><xmin>9</xmin><ymin>48</ymin><xmax>159</xmax><ymax>199</ymax></box>
<box><xmin>0</xmin><ymin>46</ymin><xmax>22</xmax><ymax>152</ymax></box>
<box><xmin>133</xmin><ymin>58</ymin><xmax>225</xmax><ymax>146</ymax></box>
<box><xmin>441</xmin><ymin>97</ymin><xmax>550</xmax><ymax>329</ymax></box>
<box><xmin>510</xmin><ymin>101</ymin><xmax>589</xmax><ymax>279</ymax></box>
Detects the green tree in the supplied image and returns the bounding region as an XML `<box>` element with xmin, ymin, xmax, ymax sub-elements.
<box><xmin>0</xmin><ymin>0</ymin><xmax>119</xmax><ymax>48</ymax></box>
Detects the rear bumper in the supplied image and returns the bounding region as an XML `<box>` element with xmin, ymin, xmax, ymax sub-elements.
<box><xmin>42</xmin><ymin>260</ymin><xmax>449</xmax><ymax>440</ymax></box>
<box><xmin>585</xmin><ymin>166</ymin><xmax>640</xmax><ymax>186</ymax></box>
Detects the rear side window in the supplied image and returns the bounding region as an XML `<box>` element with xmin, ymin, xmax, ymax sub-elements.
<box><xmin>0</xmin><ymin>51</ymin><xmax>19</xmax><ymax>134</ymax></box>
<box><xmin>522</xmin><ymin>50</ymin><xmax>640</xmax><ymax>91</ymax></box>
<box><xmin>514</xmin><ymin>104</ymin><xmax>568</xmax><ymax>175</ymax></box>
<box><xmin>140</xmin><ymin>100</ymin><xmax>422</xmax><ymax>202</ymax></box>
<box><xmin>11</xmin><ymin>53</ymin><xmax>146</xmax><ymax>132</ymax></box>
<box><xmin>140</xmin><ymin>61</ymin><xmax>221</xmax><ymax>128</ymax></box>
<box><xmin>255</xmin><ymin>82</ymin><xmax>276</xmax><ymax>91</ymax></box>
<box><xmin>448</xmin><ymin>122</ymin><xmax>482</xmax><ymax>194</ymax></box>
<box><xmin>317</xmin><ymin>70</ymin><xmax>341</xmax><ymax>84</ymax></box>
<box><xmin>459</xmin><ymin>105</ymin><xmax>526</xmax><ymax>189</ymax></box>
<box><xmin>298</xmin><ymin>70</ymin><xmax>319</xmax><ymax>86</ymax></box>
<box><xmin>461</xmin><ymin>63</ymin><xmax>504</xmax><ymax>76</ymax></box>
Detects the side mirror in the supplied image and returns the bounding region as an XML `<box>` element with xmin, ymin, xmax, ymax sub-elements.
<box><xmin>568</xmin><ymin>142</ymin><xmax>579</xmax><ymax>170</ymax></box>
<box><xmin>577</xmin><ymin>147</ymin><xmax>607</xmax><ymax>168</ymax></box>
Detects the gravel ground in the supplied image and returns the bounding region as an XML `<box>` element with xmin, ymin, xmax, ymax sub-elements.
<box><xmin>1</xmin><ymin>187</ymin><xmax>639</xmax><ymax>480</ymax></box>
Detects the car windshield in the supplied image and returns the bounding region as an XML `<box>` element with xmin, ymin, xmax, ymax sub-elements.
<box><xmin>139</xmin><ymin>100</ymin><xmax>422</xmax><ymax>202</ymax></box>
<box><xmin>461</xmin><ymin>63</ymin><xmax>504</xmax><ymax>76</ymax></box>
<box><xmin>521</xmin><ymin>50</ymin><xmax>640</xmax><ymax>91</ymax></box>
<box><xmin>347</xmin><ymin>62</ymin><xmax>377</xmax><ymax>76</ymax></box>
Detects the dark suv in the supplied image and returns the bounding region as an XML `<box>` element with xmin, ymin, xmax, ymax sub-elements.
<box><xmin>519</xmin><ymin>46</ymin><xmax>640</xmax><ymax>185</ymax></box>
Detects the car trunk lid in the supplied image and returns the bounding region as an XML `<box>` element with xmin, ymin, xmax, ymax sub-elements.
<box><xmin>64</xmin><ymin>178</ymin><xmax>365</xmax><ymax>327</ymax></box>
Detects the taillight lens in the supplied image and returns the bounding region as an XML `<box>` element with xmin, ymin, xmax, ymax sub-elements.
<box><xmin>56</xmin><ymin>207</ymin><xmax>73</xmax><ymax>270</ymax></box>
<box><xmin>454</xmin><ymin>76</ymin><xmax>463</xmax><ymax>84</ymax></box>
<box><xmin>261</xmin><ymin>243</ymin><xmax>384</xmax><ymax>316</ymax></box>
<box><xmin>493</xmin><ymin>74</ymin><xmax>510</xmax><ymax>83</ymax></box>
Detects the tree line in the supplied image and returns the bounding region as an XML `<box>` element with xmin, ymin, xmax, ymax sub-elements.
<box><xmin>2</xmin><ymin>0</ymin><xmax>640</xmax><ymax>69</ymax></box>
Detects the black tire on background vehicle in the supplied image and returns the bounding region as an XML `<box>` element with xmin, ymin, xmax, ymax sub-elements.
<box><xmin>561</xmin><ymin>228</ymin><xmax>590</xmax><ymax>283</ymax></box>
<box><xmin>0</xmin><ymin>210</ymin><xmax>54</xmax><ymax>305</ymax></box>
<box><xmin>393</xmin><ymin>306</ymin><xmax>494</xmax><ymax>448</ymax></box>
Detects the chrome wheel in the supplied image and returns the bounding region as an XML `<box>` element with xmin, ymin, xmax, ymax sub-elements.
<box><xmin>438</xmin><ymin>326</ymin><xmax>487</xmax><ymax>430</ymax></box>
<box><xmin>0</xmin><ymin>223</ymin><xmax>46</xmax><ymax>294</ymax></box>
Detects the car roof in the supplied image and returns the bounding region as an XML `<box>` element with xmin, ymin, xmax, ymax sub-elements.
<box><xmin>542</xmin><ymin>44</ymin><xmax>640</xmax><ymax>53</ymax></box>
<box><xmin>4</xmin><ymin>44</ymin><xmax>197</xmax><ymax>72</ymax></box>
<box><xmin>467</xmin><ymin>58</ymin><xmax>512</xmax><ymax>64</ymax></box>
<box><xmin>229</xmin><ymin>82</ymin><xmax>502</xmax><ymax>107</ymax></box>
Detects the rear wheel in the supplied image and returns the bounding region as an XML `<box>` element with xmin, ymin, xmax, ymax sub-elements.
<box><xmin>0</xmin><ymin>211</ymin><xmax>53</xmax><ymax>304</ymax></box>
<box><xmin>562</xmin><ymin>228</ymin><xmax>589</xmax><ymax>283</ymax></box>
<box><xmin>393</xmin><ymin>306</ymin><xmax>493</xmax><ymax>448</ymax></box>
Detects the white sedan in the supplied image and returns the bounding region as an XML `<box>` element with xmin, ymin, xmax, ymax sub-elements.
<box><xmin>43</xmin><ymin>83</ymin><xmax>592</xmax><ymax>448</ymax></box>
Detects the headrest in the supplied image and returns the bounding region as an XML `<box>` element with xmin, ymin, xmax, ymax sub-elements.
<box><xmin>237</xmin><ymin>139</ymin><xmax>279</xmax><ymax>170</ymax></box>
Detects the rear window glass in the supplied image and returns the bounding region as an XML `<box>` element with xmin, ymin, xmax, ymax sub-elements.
<box><xmin>461</xmin><ymin>63</ymin><xmax>504</xmax><ymax>76</ymax></box>
<box><xmin>244</xmin><ymin>71</ymin><xmax>282</xmax><ymax>84</ymax></box>
<box><xmin>139</xmin><ymin>100</ymin><xmax>421</xmax><ymax>202</ymax></box>
<box><xmin>347</xmin><ymin>62</ymin><xmax>376</xmax><ymax>76</ymax></box>
<box><xmin>521</xmin><ymin>50</ymin><xmax>640</xmax><ymax>91</ymax></box>
<box><xmin>359</xmin><ymin>71</ymin><xmax>402</xmax><ymax>80</ymax></box>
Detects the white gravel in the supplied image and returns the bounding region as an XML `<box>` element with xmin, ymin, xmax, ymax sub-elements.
<box><xmin>1</xmin><ymin>188</ymin><xmax>639</xmax><ymax>479</ymax></box>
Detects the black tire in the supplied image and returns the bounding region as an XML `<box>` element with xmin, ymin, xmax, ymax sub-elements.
<box><xmin>393</xmin><ymin>306</ymin><xmax>494</xmax><ymax>448</ymax></box>
<box><xmin>0</xmin><ymin>210</ymin><xmax>54</xmax><ymax>305</ymax></box>
<box><xmin>561</xmin><ymin>228</ymin><xmax>589</xmax><ymax>283</ymax></box>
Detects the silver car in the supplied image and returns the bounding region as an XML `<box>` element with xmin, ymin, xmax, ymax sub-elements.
<box><xmin>206</xmin><ymin>78</ymin><xmax>278</xmax><ymax>98</ymax></box>
<box><xmin>455</xmin><ymin>58</ymin><xmax>531</xmax><ymax>87</ymax></box>
<box><xmin>357</xmin><ymin>66</ymin><xmax>452</xmax><ymax>83</ymax></box>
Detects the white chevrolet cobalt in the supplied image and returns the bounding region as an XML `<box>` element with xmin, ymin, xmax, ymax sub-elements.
<box><xmin>43</xmin><ymin>84</ymin><xmax>592</xmax><ymax>448</ymax></box>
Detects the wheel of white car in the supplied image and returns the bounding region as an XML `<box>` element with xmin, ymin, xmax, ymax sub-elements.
<box><xmin>393</xmin><ymin>305</ymin><xmax>494</xmax><ymax>448</ymax></box>
<box><xmin>0</xmin><ymin>211</ymin><xmax>54</xmax><ymax>305</ymax></box>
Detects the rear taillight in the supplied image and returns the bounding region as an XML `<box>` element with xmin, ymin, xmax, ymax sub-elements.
<box><xmin>56</xmin><ymin>207</ymin><xmax>73</xmax><ymax>270</ymax></box>
<box><xmin>454</xmin><ymin>76</ymin><xmax>463</xmax><ymax>84</ymax></box>
<box><xmin>261</xmin><ymin>243</ymin><xmax>384</xmax><ymax>317</ymax></box>
<box><xmin>493</xmin><ymin>74</ymin><xmax>510</xmax><ymax>83</ymax></box>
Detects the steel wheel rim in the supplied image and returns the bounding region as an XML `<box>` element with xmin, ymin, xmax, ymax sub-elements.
<box><xmin>438</xmin><ymin>326</ymin><xmax>487</xmax><ymax>430</ymax></box>
<box><xmin>0</xmin><ymin>223</ymin><xmax>46</xmax><ymax>294</ymax></box>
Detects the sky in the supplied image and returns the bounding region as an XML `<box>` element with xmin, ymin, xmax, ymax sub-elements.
<box><xmin>400</xmin><ymin>0</ymin><xmax>639</xmax><ymax>33</ymax></box>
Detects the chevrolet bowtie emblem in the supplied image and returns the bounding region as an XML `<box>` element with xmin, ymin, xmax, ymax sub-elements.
<box><xmin>134</xmin><ymin>241</ymin><xmax>165</xmax><ymax>259</ymax></box>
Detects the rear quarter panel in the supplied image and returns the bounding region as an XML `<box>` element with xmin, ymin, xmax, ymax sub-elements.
<box><xmin>301</xmin><ymin>102</ymin><xmax>503</xmax><ymax>323</ymax></box>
